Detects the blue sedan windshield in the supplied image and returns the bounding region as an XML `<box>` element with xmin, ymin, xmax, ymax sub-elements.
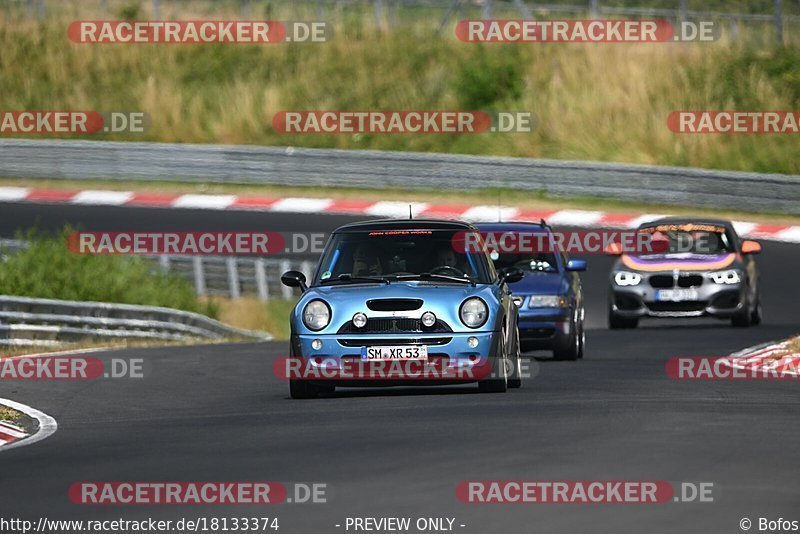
<box><xmin>314</xmin><ymin>229</ymin><xmax>494</xmax><ymax>285</ymax></box>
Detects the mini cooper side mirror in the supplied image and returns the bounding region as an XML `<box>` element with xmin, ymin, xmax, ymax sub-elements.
<box><xmin>281</xmin><ymin>270</ymin><xmax>308</xmax><ymax>291</ymax></box>
<box><xmin>499</xmin><ymin>267</ymin><xmax>524</xmax><ymax>285</ymax></box>
<box><xmin>741</xmin><ymin>240</ymin><xmax>761</xmax><ymax>254</ymax></box>
<box><xmin>566</xmin><ymin>259</ymin><xmax>587</xmax><ymax>272</ymax></box>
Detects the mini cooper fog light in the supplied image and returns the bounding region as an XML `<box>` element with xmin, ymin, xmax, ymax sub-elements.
<box><xmin>352</xmin><ymin>312</ymin><xmax>368</xmax><ymax>329</ymax></box>
<box><xmin>311</xmin><ymin>339</ymin><xmax>322</xmax><ymax>350</ymax></box>
<box><xmin>421</xmin><ymin>311</ymin><xmax>437</xmax><ymax>328</ymax></box>
<box><xmin>467</xmin><ymin>336</ymin><xmax>479</xmax><ymax>348</ymax></box>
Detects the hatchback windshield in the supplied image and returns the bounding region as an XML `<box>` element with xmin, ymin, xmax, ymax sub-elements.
<box><xmin>491</xmin><ymin>251</ymin><xmax>559</xmax><ymax>273</ymax></box>
<box><xmin>636</xmin><ymin>224</ymin><xmax>735</xmax><ymax>255</ymax></box>
<box><xmin>314</xmin><ymin>229</ymin><xmax>494</xmax><ymax>285</ymax></box>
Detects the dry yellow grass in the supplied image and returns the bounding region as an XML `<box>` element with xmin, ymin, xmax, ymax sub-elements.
<box><xmin>213</xmin><ymin>297</ymin><xmax>297</xmax><ymax>340</ymax></box>
<box><xmin>0</xmin><ymin>12</ymin><xmax>797</xmax><ymax>173</ymax></box>
<box><xmin>0</xmin><ymin>406</ymin><xmax>23</xmax><ymax>422</ymax></box>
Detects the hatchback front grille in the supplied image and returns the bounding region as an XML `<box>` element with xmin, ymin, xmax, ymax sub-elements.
<box><xmin>647</xmin><ymin>301</ymin><xmax>705</xmax><ymax>313</ymax></box>
<box><xmin>338</xmin><ymin>337</ymin><xmax>452</xmax><ymax>347</ymax></box>
<box><xmin>366</xmin><ymin>299</ymin><xmax>423</xmax><ymax>312</ymax></box>
<box><xmin>649</xmin><ymin>274</ymin><xmax>704</xmax><ymax>288</ymax></box>
<box><xmin>337</xmin><ymin>318</ymin><xmax>452</xmax><ymax>334</ymax></box>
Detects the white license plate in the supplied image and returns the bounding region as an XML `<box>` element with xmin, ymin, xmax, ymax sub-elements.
<box><xmin>361</xmin><ymin>346</ymin><xmax>428</xmax><ymax>361</ymax></box>
<box><xmin>657</xmin><ymin>289</ymin><xmax>699</xmax><ymax>302</ymax></box>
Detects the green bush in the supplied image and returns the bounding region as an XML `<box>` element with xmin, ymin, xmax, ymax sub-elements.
<box><xmin>0</xmin><ymin>229</ymin><xmax>217</xmax><ymax>318</ymax></box>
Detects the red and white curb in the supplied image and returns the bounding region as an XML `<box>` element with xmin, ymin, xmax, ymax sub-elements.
<box><xmin>725</xmin><ymin>340</ymin><xmax>800</xmax><ymax>377</ymax></box>
<box><xmin>0</xmin><ymin>398</ymin><xmax>57</xmax><ymax>451</ymax></box>
<box><xmin>0</xmin><ymin>419</ymin><xmax>28</xmax><ymax>446</ymax></box>
<box><xmin>1</xmin><ymin>186</ymin><xmax>799</xmax><ymax>243</ymax></box>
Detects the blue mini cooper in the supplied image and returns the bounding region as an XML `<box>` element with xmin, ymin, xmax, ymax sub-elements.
<box><xmin>280</xmin><ymin>219</ymin><xmax>524</xmax><ymax>398</ymax></box>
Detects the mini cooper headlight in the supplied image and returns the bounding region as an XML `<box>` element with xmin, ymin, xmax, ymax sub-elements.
<box><xmin>528</xmin><ymin>295</ymin><xmax>568</xmax><ymax>308</ymax></box>
<box><xmin>303</xmin><ymin>300</ymin><xmax>331</xmax><ymax>331</ymax></box>
<box><xmin>460</xmin><ymin>298</ymin><xmax>488</xmax><ymax>328</ymax></box>
<box><xmin>711</xmin><ymin>269</ymin><xmax>741</xmax><ymax>284</ymax></box>
<box><xmin>614</xmin><ymin>271</ymin><xmax>642</xmax><ymax>286</ymax></box>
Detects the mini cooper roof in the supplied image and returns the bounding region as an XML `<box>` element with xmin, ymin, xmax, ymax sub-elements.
<box><xmin>476</xmin><ymin>221</ymin><xmax>552</xmax><ymax>233</ymax></box>
<box><xmin>333</xmin><ymin>219</ymin><xmax>478</xmax><ymax>233</ymax></box>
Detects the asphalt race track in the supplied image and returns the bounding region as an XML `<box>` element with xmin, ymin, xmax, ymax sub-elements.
<box><xmin>1</xmin><ymin>202</ymin><xmax>799</xmax><ymax>533</ymax></box>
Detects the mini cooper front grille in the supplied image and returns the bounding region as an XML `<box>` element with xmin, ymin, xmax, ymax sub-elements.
<box><xmin>338</xmin><ymin>337</ymin><xmax>452</xmax><ymax>347</ymax></box>
<box><xmin>366</xmin><ymin>299</ymin><xmax>423</xmax><ymax>312</ymax></box>
<box><xmin>337</xmin><ymin>318</ymin><xmax>453</xmax><ymax>334</ymax></box>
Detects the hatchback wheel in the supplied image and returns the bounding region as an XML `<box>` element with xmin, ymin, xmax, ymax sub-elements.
<box><xmin>479</xmin><ymin>334</ymin><xmax>508</xmax><ymax>393</ymax></box>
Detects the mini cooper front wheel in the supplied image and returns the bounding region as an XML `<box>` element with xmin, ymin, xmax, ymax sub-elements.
<box><xmin>478</xmin><ymin>334</ymin><xmax>509</xmax><ymax>393</ymax></box>
<box><xmin>290</xmin><ymin>380</ymin><xmax>333</xmax><ymax>399</ymax></box>
<box><xmin>507</xmin><ymin>326</ymin><xmax>523</xmax><ymax>389</ymax></box>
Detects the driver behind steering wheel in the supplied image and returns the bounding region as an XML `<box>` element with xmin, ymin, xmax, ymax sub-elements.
<box><xmin>433</xmin><ymin>248</ymin><xmax>466</xmax><ymax>277</ymax></box>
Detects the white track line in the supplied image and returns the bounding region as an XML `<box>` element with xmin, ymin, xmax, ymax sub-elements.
<box><xmin>0</xmin><ymin>398</ymin><xmax>57</xmax><ymax>452</ymax></box>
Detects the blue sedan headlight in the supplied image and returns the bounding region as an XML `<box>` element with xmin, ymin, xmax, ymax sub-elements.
<box><xmin>460</xmin><ymin>298</ymin><xmax>488</xmax><ymax>328</ymax></box>
<box><xmin>528</xmin><ymin>295</ymin><xmax>568</xmax><ymax>308</ymax></box>
<box><xmin>303</xmin><ymin>300</ymin><xmax>331</xmax><ymax>331</ymax></box>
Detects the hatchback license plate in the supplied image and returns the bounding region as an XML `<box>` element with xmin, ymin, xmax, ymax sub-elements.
<box><xmin>657</xmin><ymin>289</ymin><xmax>699</xmax><ymax>302</ymax></box>
<box><xmin>361</xmin><ymin>346</ymin><xmax>428</xmax><ymax>361</ymax></box>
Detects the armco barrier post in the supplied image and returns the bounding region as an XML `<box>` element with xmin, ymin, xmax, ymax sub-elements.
<box><xmin>193</xmin><ymin>257</ymin><xmax>206</xmax><ymax>297</ymax></box>
<box><xmin>255</xmin><ymin>259</ymin><xmax>269</xmax><ymax>302</ymax></box>
<box><xmin>226</xmin><ymin>257</ymin><xmax>241</xmax><ymax>299</ymax></box>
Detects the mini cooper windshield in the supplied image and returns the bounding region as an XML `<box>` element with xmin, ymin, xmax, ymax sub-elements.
<box><xmin>314</xmin><ymin>229</ymin><xmax>494</xmax><ymax>285</ymax></box>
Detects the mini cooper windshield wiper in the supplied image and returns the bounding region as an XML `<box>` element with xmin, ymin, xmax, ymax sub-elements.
<box><xmin>320</xmin><ymin>274</ymin><xmax>390</xmax><ymax>285</ymax></box>
<box><xmin>391</xmin><ymin>273</ymin><xmax>476</xmax><ymax>286</ymax></box>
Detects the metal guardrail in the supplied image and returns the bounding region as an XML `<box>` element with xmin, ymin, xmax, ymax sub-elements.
<box><xmin>0</xmin><ymin>295</ymin><xmax>272</xmax><ymax>347</ymax></box>
<box><xmin>0</xmin><ymin>239</ymin><xmax>315</xmax><ymax>300</ymax></box>
<box><xmin>159</xmin><ymin>255</ymin><xmax>316</xmax><ymax>300</ymax></box>
<box><xmin>1</xmin><ymin>139</ymin><xmax>798</xmax><ymax>214</ymax></box>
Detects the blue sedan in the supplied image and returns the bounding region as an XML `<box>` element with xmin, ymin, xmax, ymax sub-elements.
<box><xmin>477</xmin><ymin>222</ymin><xmax>587</xmax><ymax>361</ymax></box>
<box><xmin>280</xmin><ymin>219</ymin><xmax>524</xmax><ymax>398</ymax></box>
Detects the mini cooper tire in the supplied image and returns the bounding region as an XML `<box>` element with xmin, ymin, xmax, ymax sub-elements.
<box><xmin>290</xmin><ymin>379</ymin><xmax>321</xmax><ymax>399</ymax></box>
<box><xmin>508</xmin><ymin>326</ymin><xmax>523</xmax><ymax>389</ymax></box>
<box><xmin>478</xmin><ymin>335</ymin><xmax>508</xmax><ymax>393</ymax></box>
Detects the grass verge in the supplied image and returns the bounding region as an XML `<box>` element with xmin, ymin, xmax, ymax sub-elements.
<box><xmin>0</xmin><ymin>405</ymin><xmax>23</xmax><ymax>423</ymax></box>
<box><xmin>0</xmin><ymin>229</ymin><xmax>218</xmax><ymax>317</ymax></box>
<box><xmin>0</xmin><ymin>14</ymin><xmax>797</xmax><ymax>174</ymax></box>
<box><xmin>214</xmin><ymin>297</ymin><xmax>297</xmax><ymax>341</ymax></box>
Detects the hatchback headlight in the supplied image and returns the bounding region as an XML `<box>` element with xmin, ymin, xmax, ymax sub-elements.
<box><xmin>711</xmin><ymin>269</ymin><xmax>741</xmax><ymax>284</ymax></box>
<box><xmin>460</xmin><ymin>298</ymin><xmax>488</xmax><ymax>328</ymax></box>
<box><xmin>528</xmin><ymin>295</ymin><xmax>568</xmax><ymax>308</ymax></box>
<box><xmin>614</xmin><ymin>271</ymin><xmax>642</xmax><ymax>286</ymax></box>
<box><xmin>303</xmin><ymin>300</ymin><xmax>331</xmax><ymax>331</ymax></box>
